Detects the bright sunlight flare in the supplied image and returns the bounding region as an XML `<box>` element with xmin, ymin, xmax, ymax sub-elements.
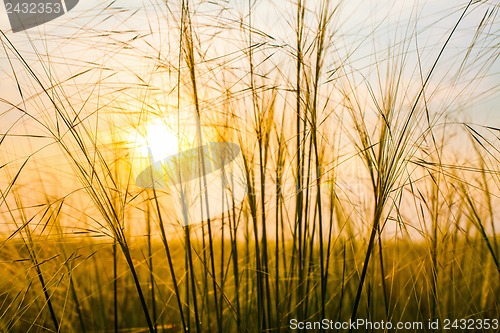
<box><xmin>133</xmin><ymin>121</ymin><xmax>179</xmax><ymax>162</ymax></box>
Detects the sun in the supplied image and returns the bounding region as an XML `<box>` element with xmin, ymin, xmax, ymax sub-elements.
<box><xmin>133</xmin><ymin>120</ymin><xmax>179</xmax><ymax>162</ymax></box>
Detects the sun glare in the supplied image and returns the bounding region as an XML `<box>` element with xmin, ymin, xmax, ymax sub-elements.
<box><xmin>134</xmin><ymin>121</ymin><xmax>179</xmax><ymax>162</ymax></box>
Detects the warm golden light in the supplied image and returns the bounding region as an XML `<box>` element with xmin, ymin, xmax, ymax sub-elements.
<box><xmin>133</xmin><ymin>120</ymin><xmax>179</xmax><ymax>162</ymax></box>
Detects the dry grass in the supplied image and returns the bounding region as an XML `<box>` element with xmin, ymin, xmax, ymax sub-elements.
<box><xmin>0</xmin><ymin>0</ymin><xmax>499</xmax><ymax>332</ymax></box>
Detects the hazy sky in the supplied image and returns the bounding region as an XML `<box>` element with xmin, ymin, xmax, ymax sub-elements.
<box><xmin>0</xmin><ymin>0</ymin><xmax>498</xmax><ymax>235</ymax></box>
<box><xmin>0</xmin><ymin>0</ymin><xmax>498</xmax><ymax>167</ymax></box>
<box><xmin>1</xmin><ymin>0</ymin><xmax>498</xmax><ymax>125</ymax></box>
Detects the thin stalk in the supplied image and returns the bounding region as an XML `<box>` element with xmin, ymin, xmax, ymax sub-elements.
<box><xmin>27</xmin><ymin>229</ymin><xmax>60</xmax><ymax>332</ymax></box>
<box><xmin>113</xmin><ymin>239</ymin><xmax>118</xmax><ymax>333</ymax></box>
<box><xmin>118</xmin><ymin>237</ymin><xmax>155</xmax><ymax>332</ymax></box>
<box><xmin>229</xmin><ymin>197</ymin><xmax>241</xmax><ymax>332</ymax></box>
<box><xmin>185</xmin><ymin>225</ymin><xmax>202</xmax><ymax>333</ymax></box>
<box><xmin>150</xmin><ymin>190</ymin><xmax>187</xmax><ymax>333</ymax></box>
<box><xmin>146</xmin><ymin>205</ymin><xmax>157</xmax><ymax>333</ymax></box>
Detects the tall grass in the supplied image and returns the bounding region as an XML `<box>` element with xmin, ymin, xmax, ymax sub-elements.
<box><xmin>1</xmin><ymin>0</ymin><xmax>499</xmax><ymax>332</ymax></box>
